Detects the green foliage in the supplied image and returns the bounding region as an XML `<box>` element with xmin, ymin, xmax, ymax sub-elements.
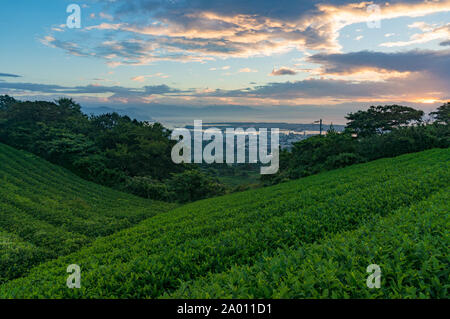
<box><xmin>0</xmin><ymin>231</ymin><xmax>50</xmax><ymax>285</ymax></box>
<box><xmin>1</xmin><ymin>148</ymin><xmax>448</xmax><ymax>298</ymax></box>
<box><xmin>357</xmin><ymin>124</ymin><xmax>450</xmax><ymax>160</ymax></box>
<box><xmin>346</xmin><ymin>104</ymin><xmax>424</xmax><ymax>137</ymax></box>
<box><xmin>169</xmin><ymin>188</ymin><xmax>449</xmax><ymax>298</ymax></box>
<box><xmin>268</xmin><ymin>123</ymin><xmax>449</xmax><ymax>184</ymax></box>
<box><xmin>0</xmin><ymin>143</ymin><xmax>176</xmax><ymax>283</ymax></box>
<box><xmin>167</xmin><ymin>170</ymin><xmax>226</xmax><ymax>203</ymax></box>
<box><xmin>0</xmin><ymin>95</ymin><xmax>17</xmax><ymax>110</ymax></box>
<box><xmin>123</xmin><ymin>170</ymin><xmax>227</xmax><ymax>203</ymax></box>
<box><xmin>90</xmin><ymin>114</ymin><xmax>180</xmax><ymax>179</ymax></box>
<box><xmin>287</xmin><ymin>130</ymin><xmax>358</xmax><ymax>178</ymax></box>
<box><xmin>123</xmin><ymin>176</ymin><xmax>173</xmax><ymax>202</ymax></box>
<box><xmin>430</xmin><ymin>102</ymin><xmax>450</xmax><ymax>125</ymax></box>
<box><xmin>324</xmin><ymin>152</ymin><xmax>363</xmax><ymax>169</ymax></box>
<box><xmin>0</xmin><ymin>96</ymin><xmax>225</xmax><ymax>202</ymax></box>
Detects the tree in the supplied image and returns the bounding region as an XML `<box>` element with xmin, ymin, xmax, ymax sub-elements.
<box><xmin>0</xmin><ymin>95</ymin><xmax>17</xmax><ymax>110</ymax></box>
<box><xmin>286</xmin><ymin>130</ymin><xmax>359</xmax><ymax>178</ymax></box>
<box><xmin>168</xmin><ymin>170</ymin><xmax>226</xmax><ymax>203</ymax></box>
<box><xmin>345</xmin><ymin>105</ymin><xmax>424</xmax><ymax>137</ymax></box>
<box><xmin>0</xmin><ymin>97</ymin><xmax>188</xmax><ymax>201</ymax></box>
<box><xmin>430</xmin><ymin>102</ymin><xmax>450</xmax><ymax>124</ymax></box>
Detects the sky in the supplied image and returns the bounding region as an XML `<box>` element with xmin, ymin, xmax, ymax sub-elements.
<box><xmin>0</xmin><ymin>0</ymin><xmax>449</xmax><ymax>125</ymax></box>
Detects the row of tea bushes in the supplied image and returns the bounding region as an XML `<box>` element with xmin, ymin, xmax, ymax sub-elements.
<box><xmin>169</xmin><ymin>188</ymin><xmax>449</xmax><ymax>298</ymax></box>
<box><xmin>0</xmin><ymin>143</ymin><xmax>176</xmax><ymax>282</ymax></box>
<box><xmin>1</xmin><ymin>148</ymin><xmax>448</xmax><ymax>298</ymax></box>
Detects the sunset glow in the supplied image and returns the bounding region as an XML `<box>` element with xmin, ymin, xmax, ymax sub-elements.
<box><xmin>0</xmin><ymin>0</ymin><xmax>449</xmax><ymax>123</ymax></box>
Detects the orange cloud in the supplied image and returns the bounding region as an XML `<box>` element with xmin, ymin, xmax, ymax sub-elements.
<box><xmin>381</xmin><ymin>22</ymin><xmax>450</xmax><ymax>47</ymax></box>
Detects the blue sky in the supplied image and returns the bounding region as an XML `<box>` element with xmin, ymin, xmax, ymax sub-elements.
<box><xmin>0</xmin><ymin>0</ymin><xmax>449</xmax><ymax>124</ymax></box>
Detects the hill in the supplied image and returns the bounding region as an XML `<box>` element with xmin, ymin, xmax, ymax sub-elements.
<box><xmin>0</xmin><ymin>147</ymin><xmax>449</xmax><ymax>298</ymax></box>
<box><xmin>0</xmin><ymin>143</ymin><xmax>177</xmax><ymax>283</ymax></box>
<box><xmin>169</xmin><ymin>188</ymin><xmax>449</xmax><ymax>298</ymax></box>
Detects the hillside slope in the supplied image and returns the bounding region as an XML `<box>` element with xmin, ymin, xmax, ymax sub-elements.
<box><xmin>1</xmin><ymin>148</ymin><xmax>448</xmax><ymax>298</ymax></box>
<box><xmin>0</xmin><ymin>143</ymin><xmax>177</xmax><ymax>283</ymax></box>
<box><xmin>169</xmin><ymin>188</ymin><xmax>449</xmax><ymax>298</ymax></box>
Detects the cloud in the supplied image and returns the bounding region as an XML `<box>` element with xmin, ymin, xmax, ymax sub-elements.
<box><xmin>238</xmin><ymin>67</ymin><xmax>258</xmax><ymax>73</ymax></box>
<box><xmin>3</xmin><ymin>49</ymin><xmax>449</xmax><ymax>106</ymax></box>
<box><xmin>131</xmin><ymin>73</ymin><xmax>169</xmax><ymax>82</ymax></box>
<box><xmin>1</xmin><ymin>69</ymin><xmax>448</xmax><ymax>107</ymax></box>
<box><xmin>270</xmin><ymin>67</ymin><xmax>297</xmax><ymax>76</ymax></box>
<box><xmin>209</xmin><ymin>66</ymin><xmax>231</xmax><ymax>71</ymax></box>
<box><xmin>41</xmin><ymin>0</ymin><xmax>450</xmax><ymax>64</ymax></box>
<box><xmin>0</xmin><ymin>82</ymin><xmax>66</xmax><ymax>92</ymax></box>
<box><xmin>142</xmin><ymin>85</ymin><xmax>181</xmax><ymax>95</ymax></box>
<box><xmin>440</xmin><ymin>40</ymin><xmax>450</xmax><ymax>46</ymax></box>
<box><xmin>131</xmin><ymin>76</ymin><xmax>146</xmax><ymax>82</ymax></box>
<box><xmin>198</xmin><ymin>71</ymin><xmax>449</xmax><ymax>105</ymax></box>
<box><xmin>203</xmin><ymin>79</ymin><xmax>395</xmax><ymax>99</ymax></box>
<box><xmin>306</xmin><ymin>49</ymin><xmax>450</xmax><ymax>82</ymax></box>
<box><xmin>99</xmin><ymin>12</ymin><xmax>114</xmax><ymax>21</ymax></box>
<box><xmin>0</xmin><ymin>73</ymin><xmax>21</xmax><ymax>78</ymax></box>
<box><xmin>381</xmin><ymin>22</ymin><xmax>450</xmax><ymax>47</ymax></box>
<box><xmin>40</xmin><ymin>36</ymin><xmax>89</xmax><ymax>57</ymax></box>
<box><xmin>0</xmin><ymin>81</ymin><xmax>188</xmax><ymax>104</ymax></box>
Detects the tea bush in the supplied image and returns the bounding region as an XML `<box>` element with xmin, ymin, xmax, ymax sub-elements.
<box><xmin>169</xmin><ymin>188</ymin><xmax>449</xmax><ymax>298</ymax></box>
<box><xmin>1</xmin><ymin>148</ymin><xmax>448</xmax><ymax>298</ymax></box>
<box><xmin>0</xmin><ymin>143</ymin><xmax>176</xmax><ymax>283</ymax></box>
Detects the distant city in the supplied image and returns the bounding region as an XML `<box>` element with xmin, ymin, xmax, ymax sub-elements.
<box><xmin>185</xmin><ymin>122</ymin><xmax>346</xmax><ymax>150</ymax></box>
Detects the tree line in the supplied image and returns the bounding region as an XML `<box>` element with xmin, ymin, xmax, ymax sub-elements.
<box><xmin>0</xmin><ymin>96</ymin><xmax>225</xmax><ymax>202</ymax></box>
<box><xmin>263</xmin><ymin>103</ymin><xmax>449</xmax><ymax>184</ymax></box>
<box><xmin>1</xmin><ymin>95</ymin><xmax>448</xmax><ymax>199</ymax></box>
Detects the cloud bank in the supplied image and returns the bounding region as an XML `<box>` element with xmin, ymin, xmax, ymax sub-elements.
<box><xmin>0</xmin><ymin>73</ymin><xmax>21</xmax><ymax>78</ymax></box>
<box><xmin>42</xmin><ymin>0</ymin><xmax>450</xmax><ymax>65</ymax></box>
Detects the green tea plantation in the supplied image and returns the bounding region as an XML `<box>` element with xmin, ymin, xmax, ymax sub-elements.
<box><xmin>0</xmin><ymin>146</ymin><xmax>448</xmax><ymax>298</ymax></box>
<box><xmin>0</xmin><ymin>143</ymin><xmax>176</xmax><ymax>283</ymax></box>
